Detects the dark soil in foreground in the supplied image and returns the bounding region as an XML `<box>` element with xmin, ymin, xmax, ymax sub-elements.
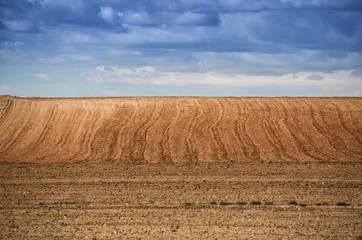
<box><xmin>1</xmin><ymin>161</ymin><xmax>361</xmax><ymax>239</ymax></box>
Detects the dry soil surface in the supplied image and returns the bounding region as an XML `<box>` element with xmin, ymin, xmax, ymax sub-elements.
<box><xmin>0</xmin><ymin>162</ymin><xmax>361</xmax><ymax>239</ymax></box>
<box><xmin>0</xmin><ymin>96</ymin><xmax>361</xmax><ymax>239</ymax></box>
<box><xmin>0</xmin><ymin>96</ymin><xmax>361</xmax><ymax>163</ymax></box>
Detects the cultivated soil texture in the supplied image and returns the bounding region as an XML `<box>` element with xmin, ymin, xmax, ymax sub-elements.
<box><xmin>0</xmin><ymin>96</ymin><xmax>361</xmax><ymax>163</ymax></box>
<box><xmin>0</xmin><ymin>96</ymin><xmax>361</xmax><ymax>239</ymax></box>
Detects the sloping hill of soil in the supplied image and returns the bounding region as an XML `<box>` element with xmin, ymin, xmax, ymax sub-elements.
<box><xmin>0</xmin><ymin>96</ymin><xmax>361</xmax><ymax>163</ymax></box>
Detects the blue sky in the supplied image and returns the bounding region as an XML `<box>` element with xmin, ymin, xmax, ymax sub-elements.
<box><xmin>0</xmin><ymin>0</ymin><xmax>361</xmax><ymax>97</ymax></box>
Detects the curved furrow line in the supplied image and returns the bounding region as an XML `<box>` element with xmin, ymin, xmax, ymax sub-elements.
<box><xmin>156</xmin><ymin>98</ymin><xmax>173</xmax><ymax>163</ymax></box>
<box><xmin>71</xmin><ymin>104</ymin><xmax>101</xmax><ymax>162</ymax></box>
<box><xmin>231</xmin><ymin>99</ymin><xmax>246</xmax><ymax>160</ymax></box>
<box><xmin>0</xmin><ymin>98</ymin><xmax>14</xmax><ymax>152</ymax></box>
<box><xmin>184</xmin><ymin>100</ymin><xmax>196</xmax><ymax>162</ymax></box>
<box><xmin>239</xmin><ymin>99</ymin><xmax>260</xmax><ymax>161</ymax></box>
<box><xmin>38</xmin><ymin>111</ymin><xmax>66</xmax><ymax>162</ymax></box>
<box><xmin>115</xmin><ymin>101</ymin><xmax>137</xmax><ymax>162</ymax></box>
<box><xmin>118</xmin><ymin>99</ymin><xmax>139</xmax><ymax>162</ymax></box>
<box><xmin>0</xmin><ymin>99</ymin><xmax>33</xmax><ymax>154</ymax></box>
<box><xmin>209</xmin><ymin>99</ymin><xmax>228</xmax><ymax>161</ymax></box>
<box><xmin>48</xmin><ymin>103</ymin><xmax>73</xmax><ymax>160</ymax></box>
<box><xmin>142</xmin><ymin>99</ymin><xmax>166</xmax><ymax>163</ymax></box>
<box><xmin>265</xmin><ymin>100</ymin><xmax>300</xmax><ymax>162</ymax></box>
<box><xmin>88</xmin><ymin>109</ymin><xmax>111</xmax><ymax>162</ymax></box>
<box><xmin>170</xmin><ymin>99</ymin><xmax>199</xmax><ymax>162</ymax></box>
<box><xmin>154</xmin><ymin>98</ymin><xmax>170</xmax><ymax>163</ymax></box>
<box><xmin>220</xmin><ymin>99</ymin><xmax>231</xmax><ymax>161</ymax></box>
<box><xmin>100</xmin><ymin>100</ymin><xmax>138</xmax><ymax>162</ymax></box>
<box><xmin>105</xmin><ymin>113</ymin><xmax>125</xmax><ymax>162</ymax></box>
<box><xmin>0</xmin><ymin>97</ymin><xmax>12</xmax><ymax>123</ymax></box>
<box><xmin>192</xmin><ymin>99</ymin><xmax>207</xmax><ymax>161</ymax></box>
<box><xmin>275</xmin><ymin>99</ymin><xmax>321</xmax><ymax>161</ymax></box>
<box><xmin>88</xmin><ymin>101</ymin><xmax>129</xmax><ymax>162</ymax></box>
<box><xmin>273</xmin><ymin>100</ymin><xmax>301</xmax><ymax>161</ymax></box>
<box><xmin>103</xmin><ymin>103</ymin><xmax>120</xmax><ymax>162</ymax></box>
<box><xmin>220</xmin><ymin>98</ymin><xmax>243</xmax><ymax>161</ymax></box>
<box><xmin>301</xmin><ymin>99</ymin><xmax>354</xmax><ymax>160</ymax></box>
<box><xmin>328</xmin><ymin>100</ymin><xmax>362</xmax><ymax>149</ymax></box>
<box><xmin>298</xmin><ymin>99</ymin><xmax>343</xmax><ymax>161</ymax></box>
<box><xmin>342</xmin><ymin>101</ymin><xmax>362</xmax><ymax>142</ymax></box>
<box><xmin>128</xmin><ymin>99</ymin><xmax>159</xmax><ymax>163</ymax></box>
<box><xmin>189</xmin><ymin>99</ymin><xmax>210</xmax><ymax>162</ymax></box>
<box><xmin>130</xmin><ymin>99</ymin><xmax>152</xmax><ymax>163</ymax></box>
<box><xmin>67</xmin><ymin>103</ymin><xmax>92</xmax><ymax>162</ymax></box>
<box><xmin>29</xmin><ymin>103</ymin><xmax>59</xmax><ymax>154</ymax></box>
<box><xmin>257</xmin><ymin>100</ymin><xmax>283</xmax><ymax>161</ymax></box>
<box><xmin>160</xmin><ymin>99</ymin><xmax>181</xmax><ymax>163</ymax></box>
<box><xmin>56</xmin><ymin>108</ymin><xmax>82</xmax><ymax>155</ymax></box>
<box><xmin>324</xmin><ymin>99</ymin><xmax>361</xmax><ymax>158</ymax></box>
<box><xmin>82</xmin><ymin>106</ymin><xmax>102</xmax><ymax>162</ymax></box>
<box><xmin>317</xmin><ymin>99</ymin><xmax>359</xmax><ymax>159</ymax></box>
<box><xmin>201</xmin><ymin>99</ymin><xmax>218</xmax><ymax>160</ymax></box>
<box><xmin>21</xmin><ymin>100</ymin><xmax>54</xmax><ymax>160</ymax></box>
<box><xmin>197</xmin><ymin>100</ymin><xmax>220</xmax><ymax>161</ymax></box>
<box><xmin>288</xmin><ymin>99</ymin><xmax>332</xmax><ymax>161</ymax></box>
<box><xmin>19</xmin><ymin>101</ymin><xmax>61</xmax><ymax>162</ymax></box>
<box><xmin>1</xmin><ymin>100</ymin><xmax>47</xmax><ymax>160</ymax></box>
<box><xmin>119</xmin><ymin>99</ymin><xmax>143</xmax><ymax>163</ymax></box>
<box><xmin>141</xmin><ymin>98</ymin><xmax>166</xmax><ymax>163</ymax></box>
<box><xmin>185</xmin><ymin>99</ymin><xmax>203</xmax><ymax>162</ymax></box>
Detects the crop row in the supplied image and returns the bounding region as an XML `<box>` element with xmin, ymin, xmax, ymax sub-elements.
<box><xmin>184</xmin><ymin>201</ymin><xmax>352</xmax><ymax>207</ymax></box>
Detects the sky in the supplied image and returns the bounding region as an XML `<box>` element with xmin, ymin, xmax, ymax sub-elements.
<box><xmin>0</xmin><ymin>0</ymin><xmax>361</xmax><ymax>97</ymax></box>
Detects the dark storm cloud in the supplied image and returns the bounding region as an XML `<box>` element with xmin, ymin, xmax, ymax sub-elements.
<box><xmin>0</xmin><ymin>0</ymin><xmax>361</xmax><ymax>78</ymax></box>
<box><xmin>0</xmin><ymin>0</ymin><xmax>361</xmax><ymax>97</ymax></box>
<box><xmin>1</xmin><ymin>0</ymin><xmax>361</xmax><ymax>51</ymax></box>
<box><xmin>219</xmin><ymin>10</ymin><xmax>362</xmax><ymax>52</ymax></box>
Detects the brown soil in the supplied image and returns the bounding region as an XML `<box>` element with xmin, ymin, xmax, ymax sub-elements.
<box><xmin>0</xmin><ymin>96</ymin><xmax>361</xmax><ymax>163</ymax></box>
<box><xmin>1</xmin><ymin>162</ymin><xmax>361</xmax><ymax>239</ymax></box>
<box><xmin>0</xmin><ymin>96</ymin><xmax>361</xmax><ymax>239</ymax></box>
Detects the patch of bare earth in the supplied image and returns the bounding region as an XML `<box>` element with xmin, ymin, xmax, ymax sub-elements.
<box><xmin>0</xmin><ymin>97</ymin><xmax>361</xmax><ymax>163</ymax></box>
<box><xmin>1</xmin><ymin>162</ymin><xmax>361</xmax><ymax>239</ymax></box>
<box><xmin>0</xmin><ymin>97</ymin><xmax>361</xmax><ymax>239</ymax></box>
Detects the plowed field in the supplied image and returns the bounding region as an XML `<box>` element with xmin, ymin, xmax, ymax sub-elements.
<box><xmin>0</xmin><ymin>96</ymin><xmax>361</xmax><ymax>163</ymax></box>
<box><xmin>0</xmin><ymin>96</ymin><xmax>361</xmax><ymax>239</ymax></box>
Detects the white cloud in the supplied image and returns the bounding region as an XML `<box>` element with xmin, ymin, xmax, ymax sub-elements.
<box><xmin>82</xmin><ymin>66</ymin><xmax>362</xmax><ymax>95</ymax></box>
<box><xmin>99</xmin><ymin>6</ymin><xmax>114</xmax><ymax>22</ymax></box>
<box><xmin>307</xmin><ymin>74</ymin><xmax>324</xmax><ymax>81</ymax></box>
<box><xmin>33</xmin><ymin>73</ymin><xmax>53</xmax><ymax>82</ymax></box>
<box><xmin>83</xmin><ymin>66</ymin><xmax>158</xmax><ymax>84</ymax></box>
<box><xmin>0</xmin><ymin>85</ymin><xmax>12</xmax><ymax>94</ymax></box>
<box><xmin>192</xmin><ymin>51</ymin><xmax>362</xmax><ymax>75</ymax></box>
<box><xmin>101</xmin><ymin>90</ymin><xmax>117</xmax><ymax>96</ymax></box>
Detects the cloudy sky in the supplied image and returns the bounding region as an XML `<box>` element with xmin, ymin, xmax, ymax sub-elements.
<box><xmin>0</xmin><ymin>0</ymin><xmax>361</xmax><ymax>97</ymax></box>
